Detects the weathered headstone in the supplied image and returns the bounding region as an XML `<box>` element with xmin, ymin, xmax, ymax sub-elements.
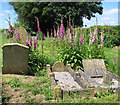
<box><xmin>82</xmin><ymin>59</ymin><xmax>105</xmax><ymax>78</ymax></box>
<box><xmin>16</xmin><ymin>26</ymin><xmax>28</xmax><ymax>44</ymax></box>
<box><xmin>2</xmin><ymin>43</ymin><xmax>29</xmax><ymax>74</ymax></box>
<box><xmin>36</xmin><ymin>31</ymin><xmax>44</xmax><ymax>40</ymax></box>
<box><xmin>52</xmin><ymin>61</ymin><xmax>65</xmax><ymax>72</ymax></box>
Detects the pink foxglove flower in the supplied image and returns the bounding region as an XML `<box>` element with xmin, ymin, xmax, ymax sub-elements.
<box><xmin>92</xmin><ymin>36</ymin><xmax>96</xmax><ymax>43</ymax></box>
<box><xmin>47</xmin><ymin>32</ymin><xmax>49</xmax><ymax>38</ymax></box>
<box><xmin>41</xmin><ymin>43</ymin><xmax>43</xmax><ymax>47</ymax></box>
<box><xmin>54</xmin><ymin>28</ymin><xmax>56</xmax><ymax>37</ymax></box>
<box><xmin>114</xmin><ymin>56</ymin><xmax>116</xmax><ymax>63</ymax></box>
<box><xmin>82</xmin><ymin>37</ymin><xmax>84</xmax><ymax>44</ymax></box>
<box><xmin>108</xmin><ymin>28</ymin><xmax>110</xmax><ymax>33</ymax></box>
<box><xmin>69</xmin><ymin>23</ymin><xmax>74</xmax><ymax>36</ymax></box>
<box><xmin>33</xmin><ymin>40</ymin><xmax>36</xmax><ymax>50</ymax></box>
<box><xmin>9</xmin><ymin>24</ymin><xmax>12</xmax><ymax>35</ymax></box>
<box><xmin>70</xmin><ymin>43</ymin><xmax>73</xmax><ymax>49</ymax></box>
<box><xmin>81</xmin><ymin>27</ymin><xmax>82</xmax><ymax>31</ymax></box>
<box><xmin>17</xmin><ymin>33</ymin><xmax>21</xmax><ymax>40</ymax></box>
<box><xmin>30</xmin><ymin>38</ymin><xmax>32</xmax><ymax>47</ymax></box>
<box><xmin>68</xmin><ymin>40</ymin><xmax>71</xmax><ymax>44</ymax></box>
<box><xmin>101</xmin><ymin>31</ymin><xmax>104</xmax><ymax>42</ymax></box>
<box><xmin>36</xmin><ymin>18</ymin><xmax>40</xmax><ymax>31</ymax></box>
<box><xmin>26</xmin><ymin>39</ymin><xmax>29</xmax><ymax>46</ymax></box>
<box><xmin>51</xmin><ymin>29</ymin><xmax>53</xmax><ymax>37</ymax></box>
<box><xmin>9</xmin><ymin>40</ymin><xmax>12</xmax><ymax>43</ymax></box>
<box><xmin>60</xmin><ymin>20</ymin><xmax>64</xmax><ymax>39</ymax></box>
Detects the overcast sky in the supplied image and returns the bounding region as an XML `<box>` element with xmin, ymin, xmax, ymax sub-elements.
<box><xmin>0</xmin><ymin>1</ymin><xmax>119</xmax><ymax>29</ymax></box>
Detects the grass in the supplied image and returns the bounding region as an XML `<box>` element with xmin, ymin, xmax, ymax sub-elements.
<box><xmin>104</xmin><ymin>47</ymin><xmax>119</xmax><ymax>76</ymax></box>
<box><xmin>2</xmin><ymin>71</ymin><xmax>120</xmax><ymax>103</ymax></box>
<box><xmin>1</xmin><ymin>31</ymin><xmax>119</xmax><ymax>103</ymax></box>
<box><xmin>0</xmin><ymin>32</ymin><xmax>9</xmax><ymax>73</ymax></box>
<box><xmin>2</xmin><ymin>71</ymin><xmax>54</xmax><ymax>103</ymax></box>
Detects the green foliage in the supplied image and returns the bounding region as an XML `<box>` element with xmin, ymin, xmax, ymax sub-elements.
<box><xmin>28</xmin><ymin>49</ymin><xmax>54</xmax><ymax>75</ymax></box>
<box><xmin>89</xmin><ymin>25</ymin><xmax>120</xmax><ymax>47</ymax></box>
<box><xmin>9</xmin><ymin>2</ymin><xmax>103</xmax><ymax>34</ymax></box>
<box><xmin>57</xmin><ymin>26</ymin><xmax>105</xmax><ymax>70</ymax></box>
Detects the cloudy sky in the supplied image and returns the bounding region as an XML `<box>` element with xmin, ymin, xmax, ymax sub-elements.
<box><xmin>0</xmin><ymin>1</ymin><xmax>119</xmax><ymax>29</ymax></box>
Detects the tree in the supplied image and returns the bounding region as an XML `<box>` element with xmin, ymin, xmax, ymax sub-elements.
<box><xmin>9</xmin><ymin>2</ymin><xmax>103</xmax><ymax>35</ymax></box>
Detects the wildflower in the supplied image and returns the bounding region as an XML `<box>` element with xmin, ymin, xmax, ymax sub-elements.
<box><xmin>70</xmin><ymin>43</ymin><xmax>73</xmax><ymax>48</ymax></box>
<box><xmin>114</xmin><ymin>56</ymin><xmax>116</xmax><ymax>63</ymax></box>
<box><xmin>9</xmin><ymin>40</ymin><xmax>12</xmax><ymax>43</ymax></box>
<box><xmin>36</xmin><ymin>17</ymin><xmax>40</xmax><ymax>31</ymax></box>
<box><xmin>17</xmin><ymin>33</ymin><xmax>21</xmax><ymax>40</ymax></box>
<box><xmin>101</xmin><ymin>31</ymin><xmax>104</xmax><ymax>42</ymax></box>
<box><xmin>16</xmin><ymin>29</ymin><xmax>21</xmax><ymax>40</ymax></box>
<box><xmin>41</xmin><ymin>43</ymin><xmax>43</xmax><ymax>47</ymax></box>
<box><xmin>33</xmin><ymin>40</ymin><xmax>36</xmax><ymax>50</ymax></box>
<box><xmin>68</xmin><ymin>40</ymin><xmax>71</xmax><ymax>44</ymax></box>
<box><xmin>4</xmin><ymin>30</ymin><xmax>7</xmax><ymax>34</ymax></box>
<box><xmin>51</xmin><ymin>29</ymin><xmax>53</xmax><ymax>37</ymax></box>
<box><xmin>54</xmin><ymin>28</ymin><xmax>56</xmax><ymax>37</ymax></box>
<box><xmin>47</xmin><ymin>31</ymin><xmax>49</xmax><ymax>38</ymax></box>
<box><xmin>30</xmin><ymin>38</ymin><xmax>32</xmax><ymax>47</ymax></box>
<box><xmin>9</xmin><ymin>24</ymin><xmax>12</xmax><ymax>35</ymax></box>
<box><xmin>108</xmin><ymin>28</ymin><xmax>110</xmax><ymax>33</ymax></box>
<box><xmin>26</xmin><ymin>38</ymin><xmax>29</xmax><ymax>46</ymax></box>
<box><xmin>81</xmin><ymin>27</ymin><xmax>82</xmax><ymax>31</ymax></box>
<box><xmin>92</xmin><ymin>36</ymin><xmax>96</xmax><ymax>43</ymax></box>
<box><xmin>80</xmin><ymin>37</ymin><xmax>84</xmax><ymax>44</ymax></box>
<box><xmin>60</xmin><ymin>19</ymin><xmax>64</xmax><ymax>39</ymax></box>
<box><xmin>69</xmin><ymin>23</ymin><xmax>74</xmax><ymax>36</ymax></box>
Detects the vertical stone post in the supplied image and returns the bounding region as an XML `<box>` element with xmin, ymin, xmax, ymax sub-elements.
<box><xmin>88</xmin><ymin>83</ymin><xmax>95</xmax><ymax>98</ymax></box>
<box><xmin>103</xmin><ymin>71</ymin><xmax>112</xmax><ymax>84</ymax></box>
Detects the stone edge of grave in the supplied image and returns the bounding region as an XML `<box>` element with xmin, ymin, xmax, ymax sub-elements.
<box><xmin>46</xmin><ymin>62</ymin><xmax>95</xmax><ymax>99</ymax></box>
<box><xmin>2</xmin><ymin>43</ymin><xmax>29</xmax><ymax>49</ymax></box>
<box><xmin>46</xmin><ymin>61</ymin><xmax>120</xmax><ymax>99</ymax></box>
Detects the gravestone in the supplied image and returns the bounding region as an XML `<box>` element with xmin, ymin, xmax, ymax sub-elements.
<box><xmin>16</xmin><ymin>26</ymin><xmax>28</xmax><ymax>44</ymax></box>
<box><xmin>2</xmin><ymin>43</ymin><xmax>29</xmax><ymax>74</ymax></box>
<box><xmin>52</xmin><ymin>61</ymin><xmax>65</xmax><ymax>72</ymax></box>
<box><xmin>36</xmin><ymin>31</ymin><xmax>44</xmax><ymax>40</ymax></box>
<box><xmin>82</xmin><ymin>59</ymin><xmax>105</xmax><ymax>78</ymax></box>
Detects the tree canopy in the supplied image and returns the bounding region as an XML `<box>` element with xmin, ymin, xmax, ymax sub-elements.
<box><xmin>9</xmin><ymin>2</ymin><xmax>103</xmax><ymax>35</ymax></box>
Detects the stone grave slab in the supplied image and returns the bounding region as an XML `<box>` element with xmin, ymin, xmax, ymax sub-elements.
<box><xmin>52</xmin><ymin>61</ymin><xmax>65</xmax><ymax>72</ymax></box>
<box><xmin>53</xmin><ymin>72</ymin><xmax>82</xmax><ymax>91</ymax></box>
<box><xmin>2</xmin><ymin>43</ymin><xmax>29</xmax><ymax>74</ymax></box>
<box><xmin>82</xmin><ymin>59</ymin><xmax>105</xmax><ymax>78</ymax></box>
<box><xmin>16</xmin><ymin>26</ymin><xmax>28</xmax><ymax>44</ymax></box>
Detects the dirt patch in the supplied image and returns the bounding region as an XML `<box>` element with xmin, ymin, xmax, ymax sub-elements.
<box><xmin>2</xmin><ymin>74</ymin><xmax>54</xmax><ymax>103</ymax></box>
